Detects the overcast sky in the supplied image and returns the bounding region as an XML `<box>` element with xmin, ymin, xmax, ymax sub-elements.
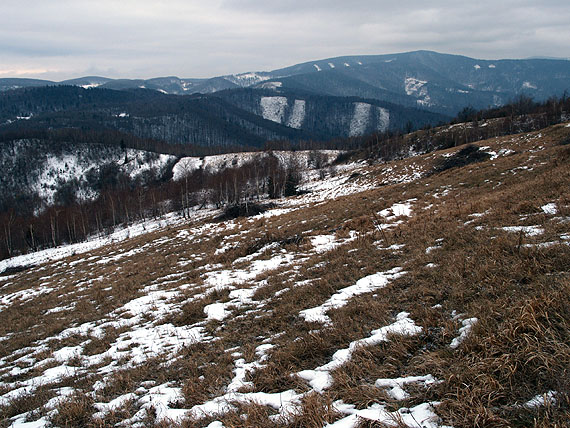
<box><xmin>1</xmin><ymin>0</ymin><xmax>569</xmax><ymax>80</ymax></box>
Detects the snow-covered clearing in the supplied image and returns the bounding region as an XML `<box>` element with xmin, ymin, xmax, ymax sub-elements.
<box><xmin>404</xmin><ymin>77</ymin><xmax>427</xmax><ymax>96</ymax></box>
<box><xmin>286</xmin><ymin>99</ymin><xmax>306</xmax><ymax>129</ymax></box>
<box><xmin>377</xmin><ymin>107</ymin><xmax>390</xmax><ymax>132</ymax></box>
<box><xmin>349</xmin><ymin>103</ymin><xmax>372</xmax><ymax>137</ymax></box>
<box><xmin>260</xmin><ymin>96</ymin><xmax>288</xmax><ymax>123</ymax></box>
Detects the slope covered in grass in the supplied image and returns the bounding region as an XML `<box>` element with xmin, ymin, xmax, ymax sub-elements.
<box><xmin>1</xmin><ymin>123</ymin><xmax>569</xmax><ymax>428</ymax></box>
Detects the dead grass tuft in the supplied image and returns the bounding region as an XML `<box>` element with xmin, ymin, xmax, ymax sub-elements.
<box><xmin>287</xmin><ymin>392</ymin><xmax>342</xmax><ymax>427</ymax></box>
<box><xmin>50</xmin><ymin>391</ymin><xmax>95</xmax><ymax>427</ymax></box>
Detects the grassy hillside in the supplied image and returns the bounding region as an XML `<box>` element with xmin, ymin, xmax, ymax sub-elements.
<box><xmin>1</xmin><ymin>122</ymin><xmax>569</xmax><ymax>427</ymax></box>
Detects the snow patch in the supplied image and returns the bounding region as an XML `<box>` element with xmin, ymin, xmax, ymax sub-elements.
<box><xmin>349</xmin><ymin>103</ymin><xmax>371</xmax><ymax>137</ymax></box>
<box><xmin>541</xmin><ymin>203</ymin><xmax>558</xmax><ymax>215</ymax></box>
<box><xmin>286</xmin><ymin>99</ymin><xmax>306</xmax><ymax>129</ymax></box>
<box><xmin>226</xmin><ymin>72</ymin><xmax>270</xmax><ymax>87</ymax></box>
<box><xmin>374</xmin><ymin>375</ymin><xmax>439</xmax><ymax>401</ymax></box>
<box><xmin>522</xmin><ymin>81</ymin><xmax>537</xmax><ymax>89</ymax></box>
<box><xmin>450</xmin><ymin>317</ymin><xmax>478</xmax><ymax>349</ymax></box>
<box><xmin>300</xmin><ymin>268</ymin><xmax>405</xmax><ymax>325</ymax></box>
<box><xmin>377</xmin><ymin>107</ymin><xmax>390</xmax><ymax>132</ymax></box>
<box><xmin>502</xmin><ymin>225</ymin><xmax>544</xmax><ymax>236</ymax></box>
<box><xmin>260</xmin><ymin>96</ymin><xmax>288</xmax><ymax>124</ymax></box>
<box><xmin>524</xmin><ymin>391</ymin><xmax>557</xmax><ymax>409</ymax></box>
<box><xmin>378</xmin><ymin>200</ymin><xmax>415</xmax><ymax>220</ymax></box>
<box><xmin>405</xmin><ymin>77</ymin><xmax>427</xmax><ymax>96</ymax></box>
<box><xmin>328</xmin><ymin>401</ymin><xmax>447</xmax><ymax>428</ymax></box>
<box><xmin>259</xmin><ymin>81</ymin><xmax>282</xmax><ymax>90</ymax></box>
<box><xmin>298</xmin><ymin>312</ymin><xmax>422</xmax><ymax>392</ymax></box>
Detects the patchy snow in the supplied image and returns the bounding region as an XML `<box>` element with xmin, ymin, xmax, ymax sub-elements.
<box><xmin>300</xmin><ymin>267</ymin><xmax>405</xmax><ymax>325</ymax></box>
<box><xmin>522</xmin><ymin>81</ymin><xmax>537</xmax><ymax>89</ymax></box>
<box><xmin>450</xmin><ymin>317</ymin><xmax>478</xmax><ymax>349</ymax></box>
<box><xmin>24</xmin><ymin>146</ymin><xmax>175</xmax><ymax>205</ymax></box>
<box><xmin>485</xmin><ymin>148</ymin><xmax>515</xmax><ymax>160</ymax></box>
<box><xmin>349</xmin><ymin>103</ymin><xmax>372</xmax><ymax>137</ymax></box>
<box><xmin>225</xmin><ymin>72</ymin><xmax>270</xmax><ymax>87</ymax></box>
<box><xmin>0</xmin><ymin>212</ymin><xmax>190</xmax><ymax>274</ymax></box>
<box><xmin>310</xmin><ymin>235</ymin><xmax>339</xmax><ymax>253</ymax></box>
<box><xmin>8</xmin><ymin>417</ymin><xmax>50</xmax><ymax>428</ymax></box>
<box><xmin>502</xmin><ymin>225</ymin><xmax>544</xmax><ymax>236</ymax></box>
<box><xmin>541</xmin><ymin>203</ymin><xmax>558</xmax><ymax>215</ymax></box>
<box><xmin>298</xmin><ymin>312</ymin><xmax>422</xmax><ymax>392</ymax></box>
<box><xmin>204</xmin><ymin>303</ymin><xmax>230</xmax><ymax>321</ymax></box>
<box><xmin>524</xmin><ymin>391</ymin><xmax>557</xmax><ymax>408</ymax></box>
<box><xmin>204</xmin><ymin>249</ymin><xmax>295</xmax><ymax>292</ymax></box>
<box><xmin>259</xmin><ymin>81</ymin><xmax>282</xmax><ymax>90</ymax></box>
<box><xmin>374</xmin><ymin>375</ymin><xmax>439</xmax><ymax>401</ymax></box>
<box><xmin>377</xmin><ymin>107</ymin><xmax>390</xmax><ymax>133</ymax></box>
<box><xmin>378</xmin><ymin>200</ymin><xmax>415</xmax><ymax>220</ymax></box>
<box><xmin>405</xmin><ymin>77</ymin><xmax>431</xmax><ymax>106</ymax></box>
<box><xmin>260</xmin><ymin>96</ymin><xmax>288</xmax><ymax>124</ymax></box>
<box><xmin>286</xmin><ymin>99</ymin><xmax>306</xmax><ymax>129</ymax></box>
<box><xmin>203</xmin><ymin>390</ymin><xmax>301</xmax><ymax>421</ymax></box>
<box><xmin>405</xmin><ymin>77</ymin><xmax>427</xmax><ymax>96</ymax></box>
<box><xmin>328</xmin><ymin>401</ymin><xmax>448</xmax><ymax>428</ymax></box>
<box><xmin>172</xmin><ymin>157</ymin><xmax>204</xmax><ymax>180</ymax></box>
<box><xmin>93</xmin><ymin>393</ymin><xmax>138</xmax><ymax>419</ymax></box>
<box><xmin>172</xmin><ymin>150</ymin><xmax>341</xmax><ymax>181</ymax></box>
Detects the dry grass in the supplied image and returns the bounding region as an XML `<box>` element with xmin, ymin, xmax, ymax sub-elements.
<box><xmin>1</xmin><ymin>124</ymin><xmax>569</xmax><ymax>427</ymax></box>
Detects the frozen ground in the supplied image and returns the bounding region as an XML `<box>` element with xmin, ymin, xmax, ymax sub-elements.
<box><xmin>1</xmin><ymin>126</ymin><xmax>568</xmax><ymax>427</ymax></box>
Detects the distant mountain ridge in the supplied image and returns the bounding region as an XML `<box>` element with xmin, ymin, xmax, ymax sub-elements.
<box><xmin>2</xmin><ymin>51</ymin><xmax>569</xmax><ymax>116</ymax></box>
<box><xmin>0</xmin><ymin>85</ymin><xmax>446</xmax><ymax>149</ymax></box>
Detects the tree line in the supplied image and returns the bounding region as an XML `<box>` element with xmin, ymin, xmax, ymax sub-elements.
<box><xmin>358</xmin><ymin>94</ymin><xmax>570</xmax><ymax>161</ymax></box>
<box><xmin>0</xmin><ymin>151</ymin><xmax>318</xmax><ymax>261</ymax></box>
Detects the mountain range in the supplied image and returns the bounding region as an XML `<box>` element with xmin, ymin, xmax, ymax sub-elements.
<box><xmin>2</xmin><ymin>50</ymin><xmax>569</xmax><ymax>116</ymax></box>
<box><xmin>1</xmin><ymin>50</ymin><xmax>569</xmax><ymax>153</ymax></box>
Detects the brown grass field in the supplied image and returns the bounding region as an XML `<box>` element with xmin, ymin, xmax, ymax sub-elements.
<box><xmin>1</xmin><ymin>123</ymin><xmax>569</xmax><ymax>427</ymax></box>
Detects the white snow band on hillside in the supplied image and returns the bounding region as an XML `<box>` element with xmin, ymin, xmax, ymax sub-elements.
<box><xmin>260</xmin><ymin>96</ymin><xmax>288</xmax><ymax>123</ymax></box>
<box><xmin>298</xmin><ymin>312</ymin><xmax>422</xmax><ymax>392</ymax></box>
<box><xmin>377</xmin><ymin>107</ymin><xmax>390</xmax><ymax>132</ymax></box>
<box><xmin>286</xmin><ymin>99</ymin><xmax>306</xmax><ymax>129</ymax></box>
<box><xmin>349</xmin><ymin>102</ymin><xmax>372</xmax><ymax>136</ymax></box>
<box><xmin>300</xmin><ymin>267</ymin><xmax>405</xmax><ymax>325</ymax></box>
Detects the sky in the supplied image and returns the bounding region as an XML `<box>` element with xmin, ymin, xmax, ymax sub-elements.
<box><xmin>1</xmin><ymin>0</ymin><xmax>569</xmax><ymax>81</ymax></box>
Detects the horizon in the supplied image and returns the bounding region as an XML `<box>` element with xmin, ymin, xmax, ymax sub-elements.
<box><xmin>2</xmin><ymin>50</ymin><xmax>570</xmax><ymax>82</ymax></box>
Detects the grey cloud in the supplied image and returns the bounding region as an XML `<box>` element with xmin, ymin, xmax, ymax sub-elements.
<box><xmin>1</xmin><ymin>0</ymin><xmax>569</xmax><ymax>80</ymax></box>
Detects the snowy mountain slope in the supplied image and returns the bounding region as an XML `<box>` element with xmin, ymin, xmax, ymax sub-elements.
<box><xmin>172</xmin><ymin>150</ymin><xmax>341</xmax><ymax>180</ymax></box>
<box><xmin>0</xmin><ymin>140</ymin><xmax>176</xmax><ymax>208</ymax></box>
<box><xmin>213</xmin><ymin>88</ymin><xmax>445</xmax><ymax>137</ymax></box>
<box><xmin>2</xmin><ymin>51</ymin><xmax>569</xmax><ymax>116</ymax></box>
<box><xmin>0</xmin><ymin>85</ymin><xmax>447</xmax><ymax>150</ymax></box>
<box><xmin>1</xmin><ymin>122</ymin><xmax>568</xmax><ymax>427</ymax></box>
